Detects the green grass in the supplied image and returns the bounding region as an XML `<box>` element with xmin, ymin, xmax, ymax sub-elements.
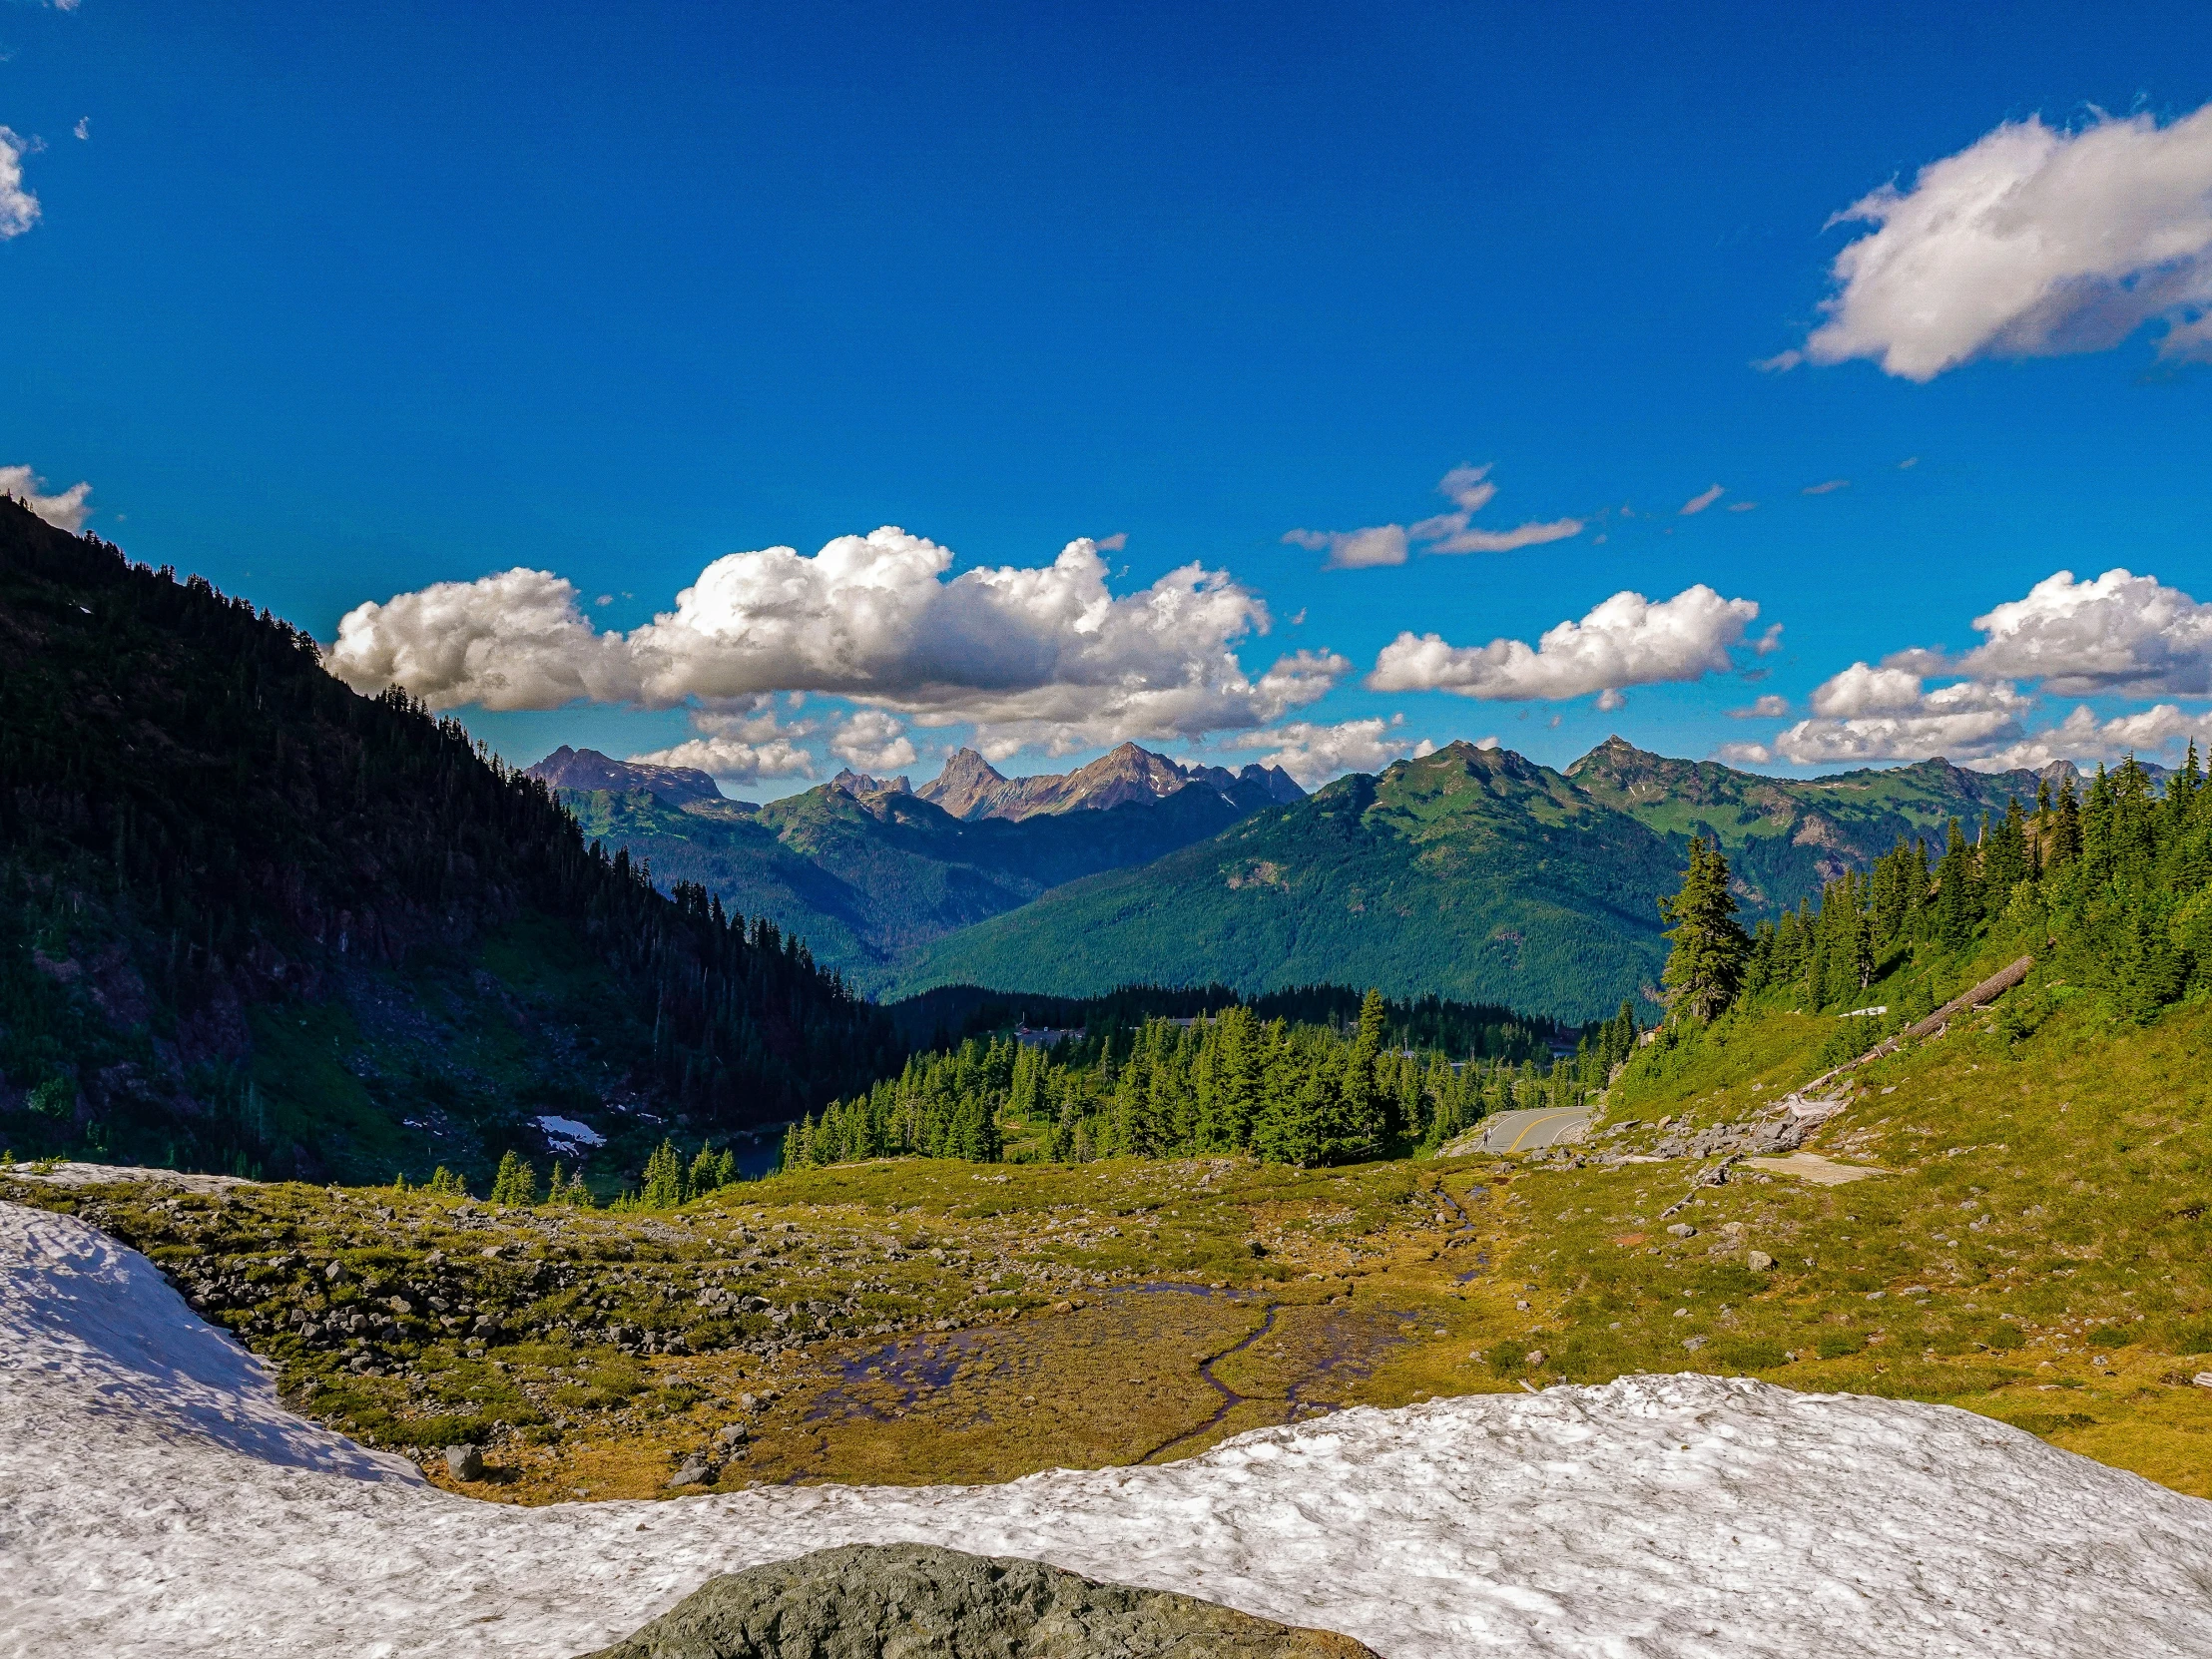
<box><xmin>1480</xmin><ymin>973</ymin><xmax>2212</xmax><ymax>1493</ymax></box>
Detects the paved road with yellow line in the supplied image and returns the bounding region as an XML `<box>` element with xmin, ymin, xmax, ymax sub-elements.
<box><xmin>1473</xmin><ymin>1106</ymin><xmax>1590</xmax><ymax>1154</ymax></box>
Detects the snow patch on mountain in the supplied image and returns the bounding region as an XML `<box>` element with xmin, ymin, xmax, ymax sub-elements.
<box><xmin>7</xmin><ymin>1199</ymin><xmax>2212</xmax><ymax>1658</ymax></box>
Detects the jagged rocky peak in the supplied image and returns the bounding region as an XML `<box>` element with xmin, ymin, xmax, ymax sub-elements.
<box><xmin>918</xmin><ymin>741</ymin><xmax>1305</xmax><ymax>822</ymax></box>
<box><xmin>914</xmin><ymin>748</ymin><xmax>1012</xmax><ymax>818</ymax></box>
<box><xmin>1238</xmin><ymin>761</ymin><xmax>1308</xmax><ymax>804</ymax></box>
<box><xmin>829</xmin><ymin>768</ymin><xmax>913</xmax><ymax>799</ymax></box>
<box><xmin>525</xmin><ymin>746</ymin><xmax>725</xmax><ymax>807</ymax></box>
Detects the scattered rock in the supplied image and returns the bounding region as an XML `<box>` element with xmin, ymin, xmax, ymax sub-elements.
<box><xmin>1524</xmin><ymin>1350</ymin><xmax>1546</xmax><ymax>1369</ymax></box>
<box><xmin>668</xmin><ymin>1459</ymin><xmax>715</xmax><ymax>1488</ymax></box>
<box><xmin>577</xmin><ymin>1542</ymin><xmax>1378</xmax><ymax>1659</ymax></box>
<box><xmin>1666</xmin><ymin>1223</ymin><xmax>1697</xmax><ymax>1239</ymax></box>
<box><xmin>1747</xmin><ymin>1251</ymin><xmax>1776</xmax><ymax>1273</ymax></box>
<box><xmin>444</xmin><ymin>1443</ymin><xmax>483</xmax><ymax>1481</ymax></box>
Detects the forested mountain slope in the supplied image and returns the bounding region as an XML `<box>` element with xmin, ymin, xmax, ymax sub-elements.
<box><xmin>891</xmin><ymin>740</ymin><xmax>2091</xmax><ymax>1021</ymax></box>
<box><xmin>551</xmin><ymin>764</ymin><xmax>1293</xmax><ymax>991</ymax></box>
<box><xmin>0</xmin><ymin>501</ymin><xmax>897</xmax><ymax>1184</ymax></box>
<box><xmin>889</xmin><ymin>743</ymin><xmax>1687</xmax><ymax>1021</ymax></box>
<box><xmin>1565</xmin><ymin>737</ymin><xmax>2075</xmax><ymax>911</ymax></box>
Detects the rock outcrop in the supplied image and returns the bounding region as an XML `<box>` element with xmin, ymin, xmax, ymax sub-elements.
<box><xmin>577</xmin><ymin>1543</ymin><xmax>1377</xmax><ymax>1659</ymax></box>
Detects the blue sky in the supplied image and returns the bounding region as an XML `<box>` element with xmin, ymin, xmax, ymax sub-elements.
<box><xmin>7</xmin><ymin>1</ymin><xmax>2212</xmax><ymax>795</ymax></box>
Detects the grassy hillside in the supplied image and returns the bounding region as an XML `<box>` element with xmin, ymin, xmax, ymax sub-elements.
<box><xmin>0</xmin><ymin>501</ymin><xmax>898</xmax><ymax>1185</ymax></box>
<box><xmin>559</xmin><ymin>776</ymin><xmax>1269</xmax><ymax>992</ymax></box>
<box><xmin>888</xmin><ymin>743</ymin><xmax>1685</xmax><ymax>1021</ymax></box>
<box><xmin>1476</xmin><ymin>961</ymin><xmax>2212</xmax><ymax>1496</ymax></box>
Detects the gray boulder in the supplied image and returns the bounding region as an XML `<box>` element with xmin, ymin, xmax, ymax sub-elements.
<box><xmin>575</xmin><ymin>1542</ymin><xmax>1377</xmax><ymax>1659</ymax></box>
<box><xmin>444</xmin><ymin>1443</ymin><xmax>483</xmax><ymax>1481</ymax></box>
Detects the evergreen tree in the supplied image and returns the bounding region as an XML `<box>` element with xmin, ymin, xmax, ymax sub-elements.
<box><xmin>1983</xmin><ymin>797</ymin><xmax>2029</xmax><ymax>898</ymax></box>
<box><xmin>1658</xmin><ymin>837</ymin><xmax>1749</xmax><ymax>1021</ymax></box>
<box><xmin>1935</xmin><ymin>818</ymin><xmax>1979</xmax><ymax>951</ymax></box>
<box><xmin>2049</xmin><ymin>775</ymin><xmax>2083</xmax><ymax>870</ymax></box>
<box><xmin>488</xmin><ymin>1150</ymin><xmax>536</xmax><ymax>1207</ymax></box>
<box><xmin>640</xmin><ymin>1138</ymin><xmax>684</xmax><ymax>1208</ymax></box>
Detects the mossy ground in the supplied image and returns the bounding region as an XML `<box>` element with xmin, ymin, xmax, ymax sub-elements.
<box><xmin>11</xmin><ymin>972</ymin><xmax>2210</xmax><ymax>1502</ymax></box>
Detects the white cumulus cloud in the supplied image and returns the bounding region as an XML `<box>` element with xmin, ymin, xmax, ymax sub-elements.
<box><xmin>328</xmin><ymin>528</ymin><xmax>1342</xmax><ymax>756</ymax></box>
<box><xmin>629</xmin><ymin>698</ymin><xmax>818</xmax><ymax>786</ymax></box>
<box><xmin>1367</xmin><ymin>584</ymin><xmax>1764</xmax><ymax>704</ymax></box>
<box><xmin>1970</xmin><ymin>703</ymin><xmax>2212</xmax><ymax>772</ymax></box>
<box><xmin>830</xmin><ymin>709</ymin><xmax>918</xmax><ymax>774</ymax></box>
<box><xmin>1944</xmin><ymin>567</ymin><xmax>2212</xmax><ymax>697</ymax></box>
<box><xmin>1221</xmin><ymin>717</ymin><xmax>1433</xmax><ymax>787</ymax></box>
<box><xmin>0</xmin><ymin>464</ymin><xmax>91</xmax><ymax>530</ymax></box>
<box><xmin>1284</xmin><ymin>465</ymin><xmax>1582</xmax><ymax>569</ymax></box>
<box><xmin>1765</xmin><ymin>667</ymin><xmax>2034</xmax><ymax>766</ymax></box>
<box><xmin>0</xmin><ymin>129</ymin><xmax>40</xmax><ymax>239</ymax></box>
<box><xmin>1784</xmin><ymin>103</ymin><xmax>2212</xmax><ymax>379</ymax></box>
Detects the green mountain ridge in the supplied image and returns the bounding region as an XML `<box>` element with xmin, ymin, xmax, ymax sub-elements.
<box><xmin>887</xmin><ymin>743</ymin><xmax>1686</xmax><ymax>1021</ymax></box>
<box><xmin>550</xmin><ymin>763</ymin><xmax>1291</xmax><ymax>991</ymax></box>
<box><xmin>884</xmin><ymin>738</ymin><xmax>2095</xmax><ymax>1022</ymax></box>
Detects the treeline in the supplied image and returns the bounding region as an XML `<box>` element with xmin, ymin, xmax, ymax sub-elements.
<box><xmin>0</xmin><ymin>498</ymin><xmax>900</xmax><ymax>1175</ymax></box>
<box><xmin>399</xmin><ymin>1136</ymin><xmax>749</xmax><ymax>1211</ymax></box>
<box><xmin>1650</xmin><ymin>756</ymin><xmax>2212</xmax><ymax>1067</ymax></box>
<box><xmin>784</xmin><ymin>991</ymin><xmax>1648</xmax><ymax>1171</ymax></box>
<box><xmin>888</xmin><ymin>979</ymin><xmax>1560</xmax><ymax>1063</ymax></box>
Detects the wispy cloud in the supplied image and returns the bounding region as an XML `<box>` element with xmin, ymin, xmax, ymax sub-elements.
<box><xmin>1679</xmin><ymin>484</ymin><xmax>1725</xmax><ymax>515</ymax></box>
<box><xmin>1284</xmin><ymin>465</ymin><xmax>1583</xmax><ymax>569</ymax></box>
<box><xmin>1801</xmin><ymin>479</ymin><xmax>1850</xmax><ymax>496</ymax></box>
<box><xmin>1729</xmin><ymin>694</ymin><xmax>1790</xmax><ymax>719</ymax></box>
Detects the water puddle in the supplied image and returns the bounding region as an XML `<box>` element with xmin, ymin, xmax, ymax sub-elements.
<box><xmin>805</xmin><ymin>1329</ymin><xmax>991</xmax><ymax>1422</ymax></box>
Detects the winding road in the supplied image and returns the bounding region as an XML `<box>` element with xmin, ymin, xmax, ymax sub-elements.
<box><xmin>1472</xmin><ymin>1106</ymin><xmax>1589</xmax><ymax>1154</ymax></box>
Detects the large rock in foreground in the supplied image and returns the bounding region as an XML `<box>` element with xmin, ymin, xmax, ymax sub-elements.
<box><xmin>578</xmin><ymin>1543</ymin><xmax>1377</xmax><ymax>1659</ymax></box>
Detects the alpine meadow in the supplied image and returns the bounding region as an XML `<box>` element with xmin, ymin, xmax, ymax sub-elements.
<box><xmin>10</xmin><ymin>7</ymin><xmax>2212</xmax><ymax>1656</ymax></box>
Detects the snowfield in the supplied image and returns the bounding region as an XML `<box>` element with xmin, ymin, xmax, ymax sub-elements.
<box><xmin>8</xmin><ymin>1201</ymin><xmax>2212</xmax><ymax>1658</ymax></box>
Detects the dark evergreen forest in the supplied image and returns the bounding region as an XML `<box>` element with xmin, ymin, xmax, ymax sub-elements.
<box><xmin>0</xmin><ymin>499</ymin><xmax>899</xmax><ymax>1180</ymax></box>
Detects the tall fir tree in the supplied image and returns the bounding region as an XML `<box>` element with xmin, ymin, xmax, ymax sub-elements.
<box><xmin>1658</xmin><ymin>836</ymin><xmax>1750</xmax><ymax>1021</ymax></box>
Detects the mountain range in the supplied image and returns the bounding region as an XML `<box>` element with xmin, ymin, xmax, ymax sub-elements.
<box><xmin>541</xmin><ymin>731</ymin><xmax>2086</xmax><ymax>1025</ymax></box>
<box><xmin>890</xmin><ymin>738</ymin><xmax>2076</xmax><ymax>1020</ymax></box>
<box><xmin>528</xmin><ymin>743</ymin><xmax>1305</xmax><ymax>988</ymax></box>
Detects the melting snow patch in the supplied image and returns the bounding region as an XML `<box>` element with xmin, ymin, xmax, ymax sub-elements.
<box><xmin>531</xmin><ymin>1114</ymin><xmax>606</xmax><ymax>1153</ymax></box>
<box><xmin>6</xmin><ymin>1201</ymin><xmax>2212</xmax><ymax>1658</ymax></box>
